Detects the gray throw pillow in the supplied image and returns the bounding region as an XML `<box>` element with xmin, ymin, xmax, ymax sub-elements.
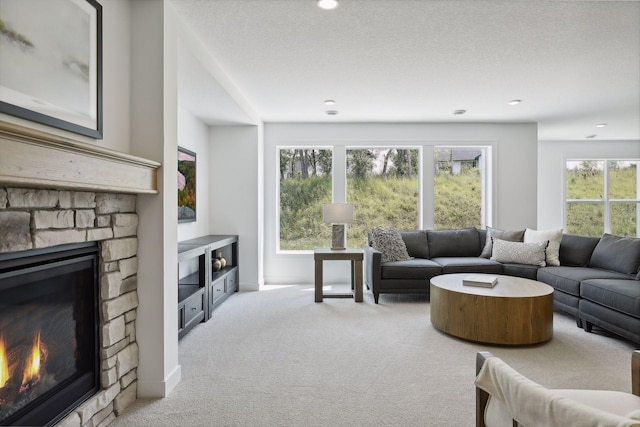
<box><xmin>480</xmin><ymin>227</ymin><xmax>526</xmax><ymax>258</ymax></box>
<box><xmin>371</xmin><ymin>227</ymin><xmax>411</xmax><ymax>263</ymax></box>
<box><xmin>589</xmin><ymin>233</ymin><xmax>640</xmax><ymax>276</ymax></box>
<box><xmin>490</xmin><ymin>238</ymin><xmax>548</xmax><ymax>266</ymax></box>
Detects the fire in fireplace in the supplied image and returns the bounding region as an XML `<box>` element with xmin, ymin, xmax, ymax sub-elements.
<box><xmin>0</xmin><ymin>242</ymin><xmax>99</xmax><ymax>426</ymax></box>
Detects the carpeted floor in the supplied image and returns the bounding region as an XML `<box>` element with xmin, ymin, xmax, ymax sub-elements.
<box><xmin>111</xmin><ymin>284</ymin><xmax>638</xmax><ymax>427</ymax></box>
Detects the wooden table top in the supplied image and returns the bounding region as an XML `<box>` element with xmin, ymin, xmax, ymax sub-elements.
<box><xmin>314</xmin><ymin>248</ymin><xmax>363</xmax><ymax>260</ymax></box>
<box><xmin>430</xmin><ymin>273</ymin><xmax>553</xmax><ymax>298</ymax></box>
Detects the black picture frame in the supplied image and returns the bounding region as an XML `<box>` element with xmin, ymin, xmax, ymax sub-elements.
<box><xmin>0</xmin><ymin>0</ymin><xmax>103</xmax><ymax>139</ymax></box>
<box><xmin>178</xmin><ymin>147</ymin><xmax>196</xmax><ymax>223</ymax></box>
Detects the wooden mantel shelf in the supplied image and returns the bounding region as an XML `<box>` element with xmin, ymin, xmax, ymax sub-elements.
<box><xmin>0</xmin><ymin>122</ymin><xmax>160</xmax><ymax>194</ymax></box>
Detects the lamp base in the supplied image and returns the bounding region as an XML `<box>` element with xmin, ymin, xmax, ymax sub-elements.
<box><xmin>331</xmin><ymin>224</ymin><xmax>346</xmax><ymax>250</ymax></box>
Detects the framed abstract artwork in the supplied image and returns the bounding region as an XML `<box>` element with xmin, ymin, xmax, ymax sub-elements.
<box><xmin>178</xmin><ymin>146</ymin><xmax>196</xmax><ymax>223</ymax></box>
<box><xmin>0</xmin><ymin>0</ymin><xmax>103</xmax><ymax>138</ymax></box>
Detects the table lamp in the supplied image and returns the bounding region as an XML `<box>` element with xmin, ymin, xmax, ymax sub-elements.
<box><xmin>323</xmin><ymin>203</ymin><xmax>354</xmax><ymax>250</ymax></box>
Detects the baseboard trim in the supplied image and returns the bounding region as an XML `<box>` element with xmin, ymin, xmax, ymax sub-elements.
<box><xmin>136</xmin><ymin>364</ymin><xmax>181</xmax><ymax>398</ymax></box>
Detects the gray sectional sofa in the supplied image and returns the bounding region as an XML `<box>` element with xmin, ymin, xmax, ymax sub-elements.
<box><xmin>364</xmin><ymin>227</ymin><xmax>640</xmax><ymax>344</ymax></box>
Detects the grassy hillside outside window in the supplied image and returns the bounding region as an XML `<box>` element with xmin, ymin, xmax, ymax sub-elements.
<box><xmin>346</xmin><ymin>148</ymin><xmax>420</xmax><ymax>248</ymax></box>
<box><xmin>566</xmin><ymin>160</ymin><xmax>639</xmax><ymax>237</ymax></box>
<box><xmin>434</xmin><ymin>147</ymin><xmax>487</xmax><ymax>230</ymax></box>
<box><xmin>278</xmin><ymin>149</ymin><xmax>333</xmax><ymax>250</ymax></box>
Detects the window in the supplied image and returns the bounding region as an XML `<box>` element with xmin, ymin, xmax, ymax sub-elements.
<box><xmin>434</xmin><ymin>147</ymin><xmax>488</xmax><ymax>230</ymax></box>
<box><xmin>566</xmin><ymin>160</ymin><xmax>640</xmax><ymax>237</ymax></box>
<box><xmin>278</xmin><ymin>149</ymin><xmax>332</xmax><ymax>250</ymax></box>
<box><xmin>346</xmin><ymin>148</ymin><xmax>420</xmax><ymax>247</ymax></box>
<box><xmin>277</xmin><ymin>144</ymin><xmax>492</xmax><ymax>252</ymax></box>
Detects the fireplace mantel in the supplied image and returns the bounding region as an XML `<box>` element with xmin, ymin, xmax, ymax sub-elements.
<box><xmin>0</xmin><ymin>122</ymin><xmax>160</xmax><ymax>194</ymax></box>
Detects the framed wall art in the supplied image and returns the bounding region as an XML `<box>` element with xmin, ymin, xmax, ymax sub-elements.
<box><xmin>178</xmin><ymin>146</ymin><xmax>196</xmax><ymax>223</ymax></box>
<box><xmin>0</xmin><ymin>0</ymin><xmax>103</xmax><ymax>138</ymax></box>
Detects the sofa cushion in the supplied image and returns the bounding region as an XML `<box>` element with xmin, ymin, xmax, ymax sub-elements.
<box><xmin>589</xmin><ymin>233</ymin><xmax>640</xmax><ymax>277</ymax></box>
<box><xmin>524</xmin><ymin>228</ymin><xmax>563</xmax><ymax>266</ymax></box>
<box><xmin>480</xmin><ymin>227</ymin><xmax>525</xmax><ymax>258</ymax></box>
<box><xmin>381</xmin><ymin>258</ymin><xmax>442</xmax><ymax>280</ymax></box>
<box><xmin>430</xmin><ymin>257</ymin><xmax>503</xmax><ymax>274</ymax></box>
<box><xmin>400</xmin><ymin>230</ymin><xmax>430</xmax><ymax>259</ymax></box>
<box><xmin>370</xmin><ymin>227</ymin><xmax>411</xmax><ymax>263</ymax></box>
<box><xmin>491</xmin><ymin>239</ymin><xmax>548</xmax><ymax>266</ymax></box>
<box><xmin>427</xmin><ymin>227</ymin><xmax>481</xmax><ymax>258</ymax></box>
<box><xmin>559</xmin><ymin>234</ymin><xmax>601</xmax><ymax>267</ymax></box>
<box><xmin>580</xmin><ymin>279</ymin><xmax>640</xmax><ymax>319</ymax></box>
<box><xmin>502</xmin><ymin>263</ymin><xmax>540</xmax><ymax>280</ymax></box>
<box><xmin>537</xmin><ymin>266</ymin><xmax>631</xmax><ymax>297</ymax></box>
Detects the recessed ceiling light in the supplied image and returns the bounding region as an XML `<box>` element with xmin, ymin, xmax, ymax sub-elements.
<box><xmin>596</xmin><ymin>123</ymin><xmax>607</xmax><ymax>128</ymax></box>
<box><xmin>508</xmin><ymin>99</ymin><xmax>522</xmax><ymax>105</ymax></box>
<box><xmin>317</xmin><ymin>0</ymin><xmax>339</xmax><ymax>10</ymax></box>
<box><xmin>453</xmin><ymin>109</ymin><xmax>466</xmax><ymax>115</ymax></box>
<box><xmin>326</xmin><ymin>110</ymin><xmax>339</xmax><ymax>116</ymax></box>
<box><xmin>586</xmin><ymin>134</ymin><xmax>597</xmax><ymax>139</ymax></box>
<box><xmin>324</xmin><ymin>99</ymin><xmax>336</xmax><ymax>106</ymax></box>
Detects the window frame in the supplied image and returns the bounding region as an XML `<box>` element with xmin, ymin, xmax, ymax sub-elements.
<box><xmin>276</xmin><ymin>146</ymin><xmax>334</xmax><ymax>254</ymax></box>
<box><xmin>564</xmin><ymin>159</ymin><xmax>640</xmax><ymax>237</ymax></box>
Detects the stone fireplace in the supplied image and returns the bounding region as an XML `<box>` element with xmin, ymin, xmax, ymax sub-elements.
<box><xmin>0</xmin><ymin>123</ymin><xmax>159</xmax><ymax>426</ymax></box>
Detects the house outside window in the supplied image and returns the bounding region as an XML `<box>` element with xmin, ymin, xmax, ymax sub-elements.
<box><xmin>565</xmin><ymin>160</ymin><xmax>640</xmax><ymax>237</ymax></box>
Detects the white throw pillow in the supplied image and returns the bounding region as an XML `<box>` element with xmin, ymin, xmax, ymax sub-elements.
<box><xmin>524</xmin><ymin>228</ymin><xmax>562</xmax><ymax>266</ymax></box>
<box><xmin>370</xmin><ymin>227</ymin><xmax>411</xmax><ymax>263</ymax></box>
<box><xmin>491</xmin><ymin>239</ymin><xmax>548</xmax><ymax>267</ymax></box>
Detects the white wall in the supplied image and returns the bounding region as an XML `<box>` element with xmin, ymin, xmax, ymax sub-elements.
<box><xmin>537</xmin><ymin>140</ymin><xmax>640</xmax><ymax>230</ymax></box>
<box><xmin>209</xmin><ymin>125</ymin><xmax>263</xmax><ymax>291</ymax></box>
<box><xmin>177</xmin><ymin>107</ymin><xmax>210</xmax><ymax>242</ymax></box>
<box><xmin>264</xmin><ymin>122</ymin><xmax>538</xmax><ymax>284</ymax></box>
<box><xmin>130</xmin><ymin>0</ymin><xmax>182</xmax><ymax>398</ymax></box>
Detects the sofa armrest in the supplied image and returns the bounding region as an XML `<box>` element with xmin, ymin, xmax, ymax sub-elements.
<box><xmin>364</xmin><ymin>245</ymin><xmax>382</xmax><ymax>289</ymax></box>
<box><xmin>633</xmin><ymin>350</ymin><xmax>640</xmax><ymax>397</ymax></box>
<box><xmin>475</xmin><ymin>352</ymin><xmax>494</xmax><ymax>427</ymax></box>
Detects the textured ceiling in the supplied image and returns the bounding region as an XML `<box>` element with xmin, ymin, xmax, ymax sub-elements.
<box><xmin>172</xmin><ymin>0</ymin><xmax>640</xmax><ymax>141</ymax></box>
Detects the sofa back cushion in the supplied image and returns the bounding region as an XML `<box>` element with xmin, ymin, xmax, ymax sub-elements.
<box><xmin>427</xmin><ymin>227</ymin><xmax>481</xmax><ymax>257</ymax></box>
<box><xmin>400</xmin><ymin>230</ymin><xmax>430</xmax><ymax>259</ymax></box>
<box><xmin>589</xmin><ymin>233</ymin><xmax>640</xmax><ymax>277</ymax></box>
<box><xmin>559</xmin><ymin>234</ymin><xmax>601</xmax><ymax>267</ymax></box>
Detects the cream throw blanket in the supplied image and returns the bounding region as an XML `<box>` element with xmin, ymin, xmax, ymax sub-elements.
<box><xmin>475</xmin><ymin>356</ymin><xmax>640</xmax><ymax>427</ymax></box>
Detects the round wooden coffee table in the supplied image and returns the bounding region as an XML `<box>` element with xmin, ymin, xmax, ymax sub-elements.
<box><xmin>430</xmin><ymin>273</ymin><xmax>554</xmax><ymax>345</ymax></box>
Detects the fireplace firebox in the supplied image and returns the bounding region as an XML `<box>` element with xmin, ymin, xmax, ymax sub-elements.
<box><xmin>0</xmin><ymin>242</ymin><xmax>99</xmax><ymax>426</ymax></box>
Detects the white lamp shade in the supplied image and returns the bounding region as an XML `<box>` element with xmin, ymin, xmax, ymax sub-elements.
<box><xmin>323</xmin><ymin>203</ymin><xmax>354</xmax><ymax>224</ymax></box>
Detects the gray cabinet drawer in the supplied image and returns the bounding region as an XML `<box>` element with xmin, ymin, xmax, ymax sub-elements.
<box><xmin>211</xmin><ymin>277</ymin><xmax>226</xmax><ymax>304</ymax></box>
<box><xmin>227</xmin><ymin>268</ymin><xmax>238</xmax><ymax>292</ymax></box>
<box><xmin>184</xmin><ymin>291</ymin><xmax>204</xmax><ymax>325</ymax></box>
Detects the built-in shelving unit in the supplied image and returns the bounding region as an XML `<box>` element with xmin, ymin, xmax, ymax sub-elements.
<box><xmin>177</xmin><ymin>235</ymin><xmax>239</xmax><ymax>339</ymax></box>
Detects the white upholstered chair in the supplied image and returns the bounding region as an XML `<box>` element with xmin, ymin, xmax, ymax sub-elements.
<box><xmin>475</xmin><ymin>351</ymin><xmax>640</xmax><ymax>427</ymax></box>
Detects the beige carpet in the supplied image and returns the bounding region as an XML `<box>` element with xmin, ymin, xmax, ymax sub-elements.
<box><xmin>111</xmin><ymin>284</ymin><xmax>638</xmax><ymax>427</ymax></box>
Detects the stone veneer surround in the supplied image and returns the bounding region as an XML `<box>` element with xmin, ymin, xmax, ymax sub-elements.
<box><xmin>0</xmin><ymin>186</ymin><xmax>139</xmax><ymax>427</ymax></box>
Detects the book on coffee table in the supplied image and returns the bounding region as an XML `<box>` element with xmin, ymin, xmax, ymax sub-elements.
<box><xmin>463</xmin><ymin>274</ymin><xmax>498</xmax><ymax>288</ymax></box>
